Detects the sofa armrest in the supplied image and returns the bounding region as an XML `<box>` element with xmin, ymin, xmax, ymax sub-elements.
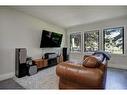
<box><xmin>56</xmin><ymin>63</ymin><xmax>104</xmax><ymax>87</ymax></box>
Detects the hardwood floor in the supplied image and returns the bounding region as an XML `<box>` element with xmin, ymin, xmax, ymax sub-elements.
<box><xmin>0</xmin><ymin>67</ymin><xmax>127</xmax><ymax>89</ymax></box>
<box><xmin>106</xmin><ymin>67</ymin><xmax>127</xmax><ymax>89</ymax></box>
<box><xmin>0</xmin><ymin>79</ymin><xmax>24</xmax><ymax>89</ymax></box>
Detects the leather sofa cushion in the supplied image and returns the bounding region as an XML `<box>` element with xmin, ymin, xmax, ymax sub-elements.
<box><xmin>83</xmin><ymin>56</ymin><xmax>100</xmax><ymax>68</ymax></box>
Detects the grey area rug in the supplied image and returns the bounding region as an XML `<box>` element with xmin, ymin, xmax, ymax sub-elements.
<box><xmin>13</xmin><ymin>66</ymin><xmax>59</xmax><ymax>89</ymax></box>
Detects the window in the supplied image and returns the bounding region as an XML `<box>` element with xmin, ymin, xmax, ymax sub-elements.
<box><xmin>70</xmin><ymin>32</ymin><xmax>81</xmax><ymax>52</ymax></box>
<box><xmin>103</xmin><ymin>27</ymin><xmax>124</xmax><ymax>54</ymax></box>
<box><xmin>84</xmin><ymin>30</ymin><xmax>99</xmax><ymax>52</ymax></box>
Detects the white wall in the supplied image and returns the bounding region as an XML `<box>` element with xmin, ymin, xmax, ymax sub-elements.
<box><xmin>67</xmin><ymin>16</ymin><xmax>127</xmax><ymax>69</ymax></box>
<box><xmin>0</xmin><ymin>7</ymin><xmax>66</xmax><ymax>80</ymax></box>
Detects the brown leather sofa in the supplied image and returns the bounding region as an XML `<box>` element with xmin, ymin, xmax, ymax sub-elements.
<box><xmin>56</xmin><ymin>55</ymin><xmax>107</xmax><ymax>89</ymax></box>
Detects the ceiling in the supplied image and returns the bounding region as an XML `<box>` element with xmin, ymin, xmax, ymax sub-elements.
<box><xmin>12</xmin><ymin>6</ymin><xmax>127</xmax><ymax>28</ymax></box>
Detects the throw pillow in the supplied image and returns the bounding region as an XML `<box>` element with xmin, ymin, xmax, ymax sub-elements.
<box><xmin>82</xmin><ymin>56</ymin><xmax>100</xmax><ymax>68</ymax></box>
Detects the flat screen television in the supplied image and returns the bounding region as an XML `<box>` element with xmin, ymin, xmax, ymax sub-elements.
<box><xmin>40</xmin><ymin>30</ymin><xmax>63</xmax><ymax>48</ymax></box>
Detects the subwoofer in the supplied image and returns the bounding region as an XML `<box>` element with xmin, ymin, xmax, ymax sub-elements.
<box><xmin>27</xmin><ymin>64</ymin><xmax>37</xmax><ymax>76</ymax></box>
<box><xmin>15</xmin><ymin>48</ymin><xmax>27</xmax><ymax>78</ymax></box>
<box><xmin>62</xmin><ymin>48</ymin><xmax>69</xmax><ymax>61</ymax></box>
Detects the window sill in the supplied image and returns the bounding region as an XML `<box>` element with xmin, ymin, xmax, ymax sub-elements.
<box><xmin>70</xmin><ymin>51</ymin><xmax>82</xmax><ymax>54</ymax></box>
<box><xmin>111</xmin><ymin>54</ymin><xmax>127</xmax><ymax>57</ymax></box>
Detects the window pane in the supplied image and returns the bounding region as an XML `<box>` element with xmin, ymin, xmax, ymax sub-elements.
<box><xmin>70</xmin><ymin>33</ymin><xmax>81</xmax><ymax>52</ymax></box>
<box><xmin>84</xmin><ymin>30</ymin><xmax>99</xmax><ymax>52</ymax></box>
<box><xmin>103</xmin><ymin>27</ymin><xmax>124</xmax><ymax>54</ymax></box>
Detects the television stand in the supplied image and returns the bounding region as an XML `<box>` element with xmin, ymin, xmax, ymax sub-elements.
<box><xmin>44</xmin><ymin>53</ymin><xmax>58</xmax><ymax>66</ymax></box>
<box><xmin>48</xmin><ymin>58</ymin><xmax>57</xmax><ymax>66</ymax></box>
<box><xmin>33</xmin><ymin>53</ymin><xmax>63</xmax><ymax>70</ymax></box>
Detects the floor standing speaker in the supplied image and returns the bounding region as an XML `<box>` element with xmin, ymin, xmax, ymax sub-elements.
<box><xmin>15</xmin><ymin>48</ymin><xmax>28</xmax><ymax>78</ymax></box>
<box><xmin>62</xmin><ymin>48</ymin><xmax>69</xmax><ymax>61</ymax></box>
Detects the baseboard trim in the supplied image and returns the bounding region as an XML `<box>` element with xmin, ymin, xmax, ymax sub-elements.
<box><xmin>0</xmin><ymin>72</ymin><xmax>15</xmax><ymax>81</ymax></box>
<box><xmin>108</xmin><ymin>64</ymin><xmax>127</xmax><ymax>70</ymax></box>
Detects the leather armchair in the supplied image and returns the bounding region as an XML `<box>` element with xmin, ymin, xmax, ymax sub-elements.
<box><xmin>56</xmin><ymin>56</ymin><xmax>107</xmax><ymax>89</ymax></box>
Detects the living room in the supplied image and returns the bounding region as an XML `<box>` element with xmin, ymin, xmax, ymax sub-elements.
<box><xmin>0</xmin><ymin>5</ymin><xmax>127</xmax><ymax>91</ymax></box>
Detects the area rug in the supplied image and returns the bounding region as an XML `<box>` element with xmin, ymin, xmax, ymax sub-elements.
<box><xmin>13</xmin><ymin>66</ymin><xmax>59</xmax><ymax>89</ymax></box>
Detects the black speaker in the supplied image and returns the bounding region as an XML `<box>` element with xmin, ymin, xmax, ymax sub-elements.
<box><xmin>15</xmin><ymin>48</ymin><xmax>28</xmax><ymax>78</ymax></box>
<box><xmin>62</xmin><ymin>48</ymin><xmax>69</xmax><ymax>61</ymax></box>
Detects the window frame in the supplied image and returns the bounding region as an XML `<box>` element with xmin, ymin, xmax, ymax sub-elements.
<box><xmin>69</xmin><ymin>32</ymin><xmax>82</xmax><ymax>53</ymax></box>
<box><xmin>84</xmin><ymin>30</ymin><xmax>100</xmax><ymax>53</ymax></box>
<box><xmin>103</xmin><ymin>27</ymin><xmax>124</xmax><ymax>54</ymax></box>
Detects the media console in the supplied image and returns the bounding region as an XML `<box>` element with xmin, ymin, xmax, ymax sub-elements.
<box><xmin>44</xmin><ymin>53</ymin><xmax>58</xmax><ymax>66</ymax></box>
<box><xmin>33</xmin><ymin>53</ymin><xmax>63</xmax><ymax>70</ymax></box>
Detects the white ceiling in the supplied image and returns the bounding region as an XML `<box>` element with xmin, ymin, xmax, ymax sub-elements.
<box><xmin>12</xmin><ymin>6</ymin><xmax>127</xmax><ymax>28</ymax></box>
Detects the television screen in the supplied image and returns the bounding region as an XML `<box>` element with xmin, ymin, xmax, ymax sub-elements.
<box><xmin>40</xmin><ymin>30</ymin><xmax>63</xmax><ymax>48</ymax></box>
